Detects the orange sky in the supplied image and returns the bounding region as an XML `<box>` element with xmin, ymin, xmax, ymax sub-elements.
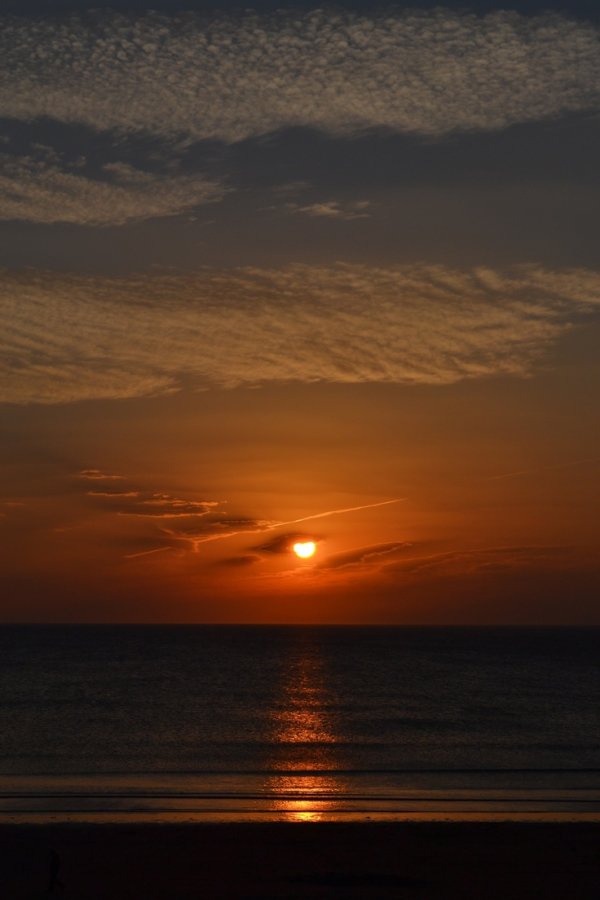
<box><xmin>2</xmin><ymin>342</ymin><xmax>599</xmax><ymax>622</ymax></box>
<box><xmin>1</xmin><ymin>4</ymin><xmax>600</xmax><ymax>623</ymax></box>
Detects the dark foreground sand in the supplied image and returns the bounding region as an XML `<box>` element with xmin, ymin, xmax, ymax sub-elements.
<box><xmin>0</xmin><ymin>822</ymin><xmax>598</xmax><ymax>899</ymax></box>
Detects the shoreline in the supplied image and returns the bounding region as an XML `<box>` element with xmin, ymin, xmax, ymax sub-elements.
<box><xmin>3</xmin><ymin>769</ymin><xmax>599</xmax><ymax>823</ymax></box>
<box><xmin>1</xmin><ymin>821</ymin><xmax>599</xmax><ymax>898</ymax></box>
<box><xmin>3</xmin><ymin>810</ymin><xmax>600</xmax><ymax>824</ymax></box>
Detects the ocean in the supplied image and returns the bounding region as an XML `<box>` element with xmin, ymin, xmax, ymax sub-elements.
<box><xmin>1</xmin><ymin>625</ymin><xmax>599</xmax><ymax>821</ymax></box>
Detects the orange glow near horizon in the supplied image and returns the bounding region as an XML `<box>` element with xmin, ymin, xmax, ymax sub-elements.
<box><xmin>2</xmin><ymin>374</ymin><xmax>600</xmax><ymax>624</ymax></box>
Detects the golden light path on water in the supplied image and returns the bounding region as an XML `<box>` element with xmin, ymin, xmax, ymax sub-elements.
<box><xmin>265</xmin><ymin>635</ymin><xmax>344</xmax><ymax>821</ymax></box>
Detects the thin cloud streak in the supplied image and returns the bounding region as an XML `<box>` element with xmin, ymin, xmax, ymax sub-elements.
<box><xmin>487</xmin><ymin>456</ymin><xmax>600</xmax><ymax>481</ymax></box>
<box><xmin>317</xmin><ymin>540</ymin><xmax>412</xmax><ymax>570</ymax></box>
<box><xmin>282</xmin><ymin>498</ymin><xmax>404</xmax><ymax>526</ymax></box>
<box><xmin>87</xmin><ymin>490</ymin><xmax>141</xmax><ymax>498</ymax></box>
<box><xmin>124</xmin><ymin>545</ymin><xmax>174</xmax><ymax>559</ymax></box>
<box><xmin>78</xmin><ymin>469</ymin><xmax>125</xmax><ymax>480</ymax></box>
<box><xmin>381</xmin><ymin>545</ymin><xmax>577</xmax><ymax>579</ymax></box>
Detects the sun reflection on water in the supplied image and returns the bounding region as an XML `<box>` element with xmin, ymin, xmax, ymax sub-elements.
<box><xmin>264</xmin><ymin>637</ymin><xmax>346</xmax><ymax>821</ymax></box>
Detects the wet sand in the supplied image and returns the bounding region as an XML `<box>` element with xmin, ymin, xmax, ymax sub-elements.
<box><xmin>1</xmin><ymin>821</ymin><xmax>598</xmax><ymax>899</ymax></box>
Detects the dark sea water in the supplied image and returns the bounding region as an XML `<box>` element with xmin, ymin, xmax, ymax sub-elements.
<box><xmin>1</xmin><ymin>626</ymin><xmax>599</xmax><ymax>820</ymax></box>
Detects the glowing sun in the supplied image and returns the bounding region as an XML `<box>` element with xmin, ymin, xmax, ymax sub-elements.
<box><xmin>293</xmin><ymin>541</ymin><xmax>316</xmax><ymax>559</ymax></box>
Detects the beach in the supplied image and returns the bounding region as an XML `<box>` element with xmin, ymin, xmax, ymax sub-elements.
<box><xmin>1</xmin><ymin>821</ymin><xmax>599</xmax><ymax>899</ymax></box>
<box><xmin>2</xmin><ymin>628</ymin><xmax>598</xmax><ymax>897</ymax></box>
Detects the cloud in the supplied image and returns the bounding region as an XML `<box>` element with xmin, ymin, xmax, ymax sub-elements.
<box><xmin>1</xmin><ymin>263</ymin><xmax>599</xmax><ymax>404</ymax></box>
<box><xmin>160</xmin><ymin>517</ymin><xmax>276</xmax><ymax>551</ymax></box>
<box><xmin>486</xmin><ymin>456</ymin><xmax>600</xmax><ymax>481</ymax></box>
<box><xmin>217</xmin><ymin>554</ymin><xmax>261</xmax><ymax>568</ymax></box>
<box><xmin>78</xmin><ymin>470</ymin><xmax>403</xmax><ymax>561</ymax></box>
<box><xmin>271</xmin><ymin>181</ymin><xmax>312</xmax><ymax>196</ymax></box>
<box><xmin>124</xmin><ymin>545</ymin><xmax>174</xmax><ymax>560</ymax></box>
<box><xmin>271</xmin><ymin>542</ymin><xmax>593</xmax><ymax>591</ymax></box>
<box><xmin>1</xmin><ymin>11</ymin><xmax>599</xmax><ymax>143</ymax></box>
<box><xmin>86</xmin><ymin>485</ymin><xmax>220</xmax><ymax>519</ymax></box>
<box><xmin>293</xmin><ymin>200</ymin><xmax>370</xmax><ymax>220</ymax></box>
<box><xmin>79</xmin><ymin>472</ymin><xmax>255</xmax><ymax>556</ymax></box>
<box><xmin>318</xmin><ymin>541</ymin><xmax>412</xmax><ymax>570</ymax></box>
<box><xmin>78</xmin><ymin>469</ymin><xmax>125</xmax><ymax>480</ymax></box>
<box><xmin>0</xmin><ymin>153</ymin><xmax>224</xmax><ymax>225</ymax></box>
<box><xmin>254</xmin><ymin>532</ymin><xmax>319</xmax><ymax>555</ymax></box>
<box><xmin>87</xmin><ymin>490</ymin><xmax>140</xmax><ymax>498</ymax></box>
<box><xmin>119</xmin><ymin>497</ymin><xmax>220</xmax><ymax>518</ymax></box>
<box><xmin>382</xmin><ymin>545</ymin><xmax>577</xmax><ymax>579</ymax></box>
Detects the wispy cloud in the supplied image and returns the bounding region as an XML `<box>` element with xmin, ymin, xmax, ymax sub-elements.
<box><xmin>254</xmin><ymin>532</ymin><xmax>320</xmax><ymax>555</ymax></box>
<box><xmin>317</xmin><ymin>541</ymin><xmax>412</xmax><ymax>571</ymax></box>
<box><xmin>124</xmin><ymin>545</ymin><xmax>178</xmax><ymax>560</ymax></box>
<box><xmin>263</xmin><ymin>539</ymin><xmax>416</xmax><ymax>582</ymax></box>
<box><xmin>279</xmin><ymin>498</ymin><xmax>404</xmax><ymax>528</ymax></box>
<box><xmin>0</xmin><ymin>154</ymin><xmax>225</xmax><ymax>225</ymax></box>
<box><xmin>79</xmin><ymin>472</ymin><xmax>403</xmax><ymax>560</ymax></box>
<box><xmin>486</xmin><ymin>457</ymin><xmax>600</xmax><ymax>481</ymax></box>
<box><xmin>78</xmin><ymin>469</ymin><xmax>125</xmax><ymax>481</ymax></box>
<box><xmin>216</xmin><ymin>554</ymin><xmax>262</xmax><ymax>568</ymax></box>
<box><xmin>163</xmin><ymin>498</ymin><xmax>403</xmax><ymax>553</ymax></box>
<box><xmin>2</xmin><ymin>11</ymin><xmax>599</xmax><ymax>142</ymax></box>
<box><xmin>85</xmin><ymin>484</ymin><xmax>220</xmax><ymax>519</ymax></box>
<box><xmin>2</xmin><ymin>263</ymin><xmax>599</xmax><ymax>405</ymax></box>
<box><xmin>119</xmin><ymin>495</ymin><xmax>220</xmax><ymax>519</ymax></box>
<box><xmin>274</xmin><ymin>543</ymin><xmax>588</xmax><ymax>585</ymax></box>
<box><xmin>87</xmin><ymin>490</ymin><xmax>140</xmax><ymax>498</ymax></box>
<box><xmin>78</xmin><ymin>474</ymin><xmax>236</xmax><ymax>556</ymax></box>
<box><xmin>292</xmin><ymin>200</ymin><xmax>370</xmax><ymax>220</ymax></box>
<box><xmin>160</xmin><ymin>518</ymin><xmax>277</xmax><ymax>553</ymax></box>
<box><xmin>382</xmin><ymin>545</ymin><xmax>576</xmax><ymax>579</ymax></box>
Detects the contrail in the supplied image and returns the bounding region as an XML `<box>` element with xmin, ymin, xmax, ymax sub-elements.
<box><xmin>170</xmin><ymin>497</ymin><xmax>405</xmax><ymax>551</ymax></box>
<box><xmin>487</xmin><ymin>457</ymin><xmax>600</xmax><ymax>481</ymax></box>
<box><xmin>124</xmin><ymin>545</ymin><xmax>174</xmax><ymax>559</ymax></box>
<box><xmin>281</xmin><ymin>497</ymin><xmax>405</xmax><ymax>525</ymax></box>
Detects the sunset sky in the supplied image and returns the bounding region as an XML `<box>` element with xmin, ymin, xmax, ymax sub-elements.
<box><xmin>1</xmin><ymin>0</ymin><xmax>599</xmax><ymax>623</ymax></box>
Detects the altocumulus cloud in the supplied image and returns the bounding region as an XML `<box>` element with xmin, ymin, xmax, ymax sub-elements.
<box><xmin>1</xmin><ymin>10</ymin><xmax>599</xmax><ymax>142</ymax></box>
<box><xmin>0</xmin><ymin>155</ymin><xmax>224</xmax><ymax>225</ymax></box>
<box><xmin>1</xmin><ymin>263</ymin><xmax>599</xmax><ymax>404</ymax></box>
<box><xmin>380</xmin><ymin>545</ymin><xmax>592</xmax><ymax>580</ymax></box>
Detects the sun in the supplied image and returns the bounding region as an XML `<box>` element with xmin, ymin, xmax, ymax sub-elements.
<box><xmin>293</xmin><ymin>541</ymin><xmax>316</xmax><ymax>559</ymax></box>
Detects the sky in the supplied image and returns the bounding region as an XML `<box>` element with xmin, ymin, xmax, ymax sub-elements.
<box><xmin>1</xmin><ymin>0</ymin><xmax>599</xmax><ymax>623</ymax></box>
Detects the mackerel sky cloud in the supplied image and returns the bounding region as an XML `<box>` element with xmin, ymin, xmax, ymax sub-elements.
<box><xmin>0</xmin><ymin>155</ymin><xmax>225</xmax><ymax>225</ymax></box>
<box><xmin>1</xmin><ymin>10</ymin><xmax>600</xmax><ymax>143</ymax></box>
<box><xmin>2</xmin><ymin>263</ymin><xmax>598</xmax><ymax>404</ymax></box>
